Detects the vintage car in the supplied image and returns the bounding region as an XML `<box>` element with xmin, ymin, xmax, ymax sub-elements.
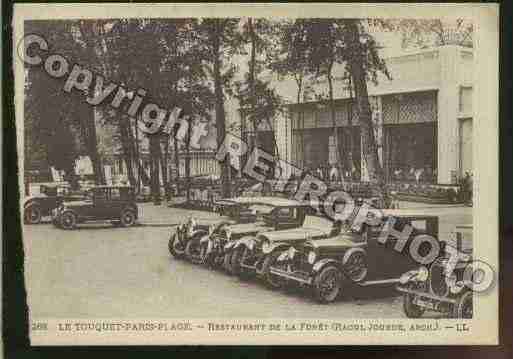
<box><xmin>396</xmin><ymin>224</ymin><xmax>473</xmax><ymax>318</ymax></box>
<box><xmin>23</xmin><ymin>183</ymin><xmax>84</xmax><ymax>224</ymax></box>
<box><xmin>168</xmin><ymin>197</ymin><xmax>261</xmax><ymax>261</ymax></box>
<box><xmin>268</xmin><ymin>214</ymin><xmax>440</xmax><ymax>303</ymax></box>
<box><xmin>51</xmin><ymin>186</ymin><xmax>138</xmax><ymax>229</ymax></box>
<box><xmin>198</xmin><ymin>198</ymin><xmax>308</xmax><ymax>272</ymax></box>
<box><xmin>228</xmin><ymin>214</ymin><xmax>346</xmax><ymax>288</ymax></box>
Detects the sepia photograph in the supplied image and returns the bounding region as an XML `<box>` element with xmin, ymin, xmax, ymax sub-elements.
<box><xmin>11</xmin><ymin>3</ymin><xmax>499</xmax><ymax>346</ymax></box>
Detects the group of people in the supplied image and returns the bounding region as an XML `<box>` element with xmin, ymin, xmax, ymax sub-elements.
<box><xmin>392</xmin><ymin>166</ymin><xmax>436</xmax><ymax>183</ymax></box>
<box><xmin>300</xmin><ymin>164</ymin><xmax>361</xmax><ymax>182</ymax></box>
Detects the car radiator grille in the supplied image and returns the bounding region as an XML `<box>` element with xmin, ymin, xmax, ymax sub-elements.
<box><xmin>429</xmin><ymin>260</ymin><xmax>449</xmax><ymax>297</ymax></box>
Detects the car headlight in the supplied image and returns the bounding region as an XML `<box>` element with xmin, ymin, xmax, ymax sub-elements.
<box><xmin>307</xmin><ymin>251</ymin><xmax>317</xmax><ymax>265</ymax></box>
<box><xmin>447</xmin><ymin>275</ymin><xmax>465</xmax><ymax>294</ymax></box>
<box><xmin>399</xmin><ymin>270</ymin><xmax>418</xmax><ymax>285</ymax></box>
<box><xmin>417</xmin><ymin>266</ymin><xmax>429</xmax><ymax>282</ymax></box>
<box><xmin>261</xmin><ymin>240</ymin><xmax>271</xmax><ymax>253</ymax></box>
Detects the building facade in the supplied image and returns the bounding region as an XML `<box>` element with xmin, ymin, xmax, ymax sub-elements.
<box><xmin>272</xmin><ymin>45</ymin><xmax>473</xmax><ymax>185</ymax></box>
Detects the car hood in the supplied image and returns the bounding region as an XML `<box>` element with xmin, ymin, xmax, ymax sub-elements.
<box><xmin>197</xmin><ymin>217</ymin><xmax>236</xmax><ymax>227</ymax></box>
<box><xmin>226</xmin><ymin>221</ymin><xmax>270</xmax><ymax>234</ymax></box>
<box><xmin>261</xmin><ymin>227</ymin><xmax>329</xmax><ymax>243</ymax></box>
<box><xmin>307</xmin><ymin>234</ymin><xmax>365</xmax><ymax>250</ymax></box>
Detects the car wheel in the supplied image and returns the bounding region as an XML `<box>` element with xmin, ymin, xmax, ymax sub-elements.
<box><xmin>168</xmin><ymin>233</ymin><xmax>186</xmax><ymax>259</ymax></box>
<box><xmin>230</xmin><ymin>246</ymin><xmax>244</xmax><ymax>276</ymax></box>
<box><xmin>185</xmin><ymin>239</ymin><xmax>203</xmax><ymax>265</ymax></box>
<box><xmin>24</xmin><ymin>205</ymin><xmax>42</xmax><ymax>224</ymax></box>
<box><xmin>223</xmin><ymin>251</ymin><xmax>235</xmax><ymax>274</ymax></box>
<box><xmin>199</xmin><ymin>241</ymin><xmax>215</xmax><ymax>267</ymax></box>
<box><xmin>312</xmin><ymin>265</ymin><xmax>343</xmax><ymax>303</ymax></box>
<box><xmin>452</xmin><ymin>291</ymin><xmax>473</xmax><ymax>318</ymax></box>
<box><xmin>402</xmin><ymin>293</ymin><xmax>426</xmax><ymax>318</ymax></box>
<box><xmin>343</xmin><ymin>249</ymin><xmax>368</xmax><ymax>283</ymax></box>
<box><xmin>60</xmin><ymin>211</ymin><xmax>77</xmax><ymax>230</ymax></box>
<box><xmin>120</xmin><ymin>210</ymin><xmax>136</xmax><ymax>227</ymax></box>
<box><xmin>261</xmin><ymin>252</ymin><xmax>285</xmax><ymax>289</ymax></box>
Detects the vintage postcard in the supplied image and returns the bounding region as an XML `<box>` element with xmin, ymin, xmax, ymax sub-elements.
<box><xmin>13</xmin><ymin>3</ymin><xmax>499</xmax><ymax>345</ymax></box>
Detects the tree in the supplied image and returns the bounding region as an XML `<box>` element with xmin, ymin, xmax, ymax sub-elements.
<box><xmin>197</xmin><ymin>18</ymin><xmax>244</xmax><ymax>197</ymax></box>
<box><xmin>24</xmin><ymin>20</ymin><xmax>89</xmax><ymax>184</ymax></box>
<box><xmin>342</xmin><ymin>19</ymin><xmax>390</xmax><ymax>203</ymax></box>
<box><xmin>396</xmin><ymin>19</ymin><xmax>473</xmax><ymax>49</ymax></box>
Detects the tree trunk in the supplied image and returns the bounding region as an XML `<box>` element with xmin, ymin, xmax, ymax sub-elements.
<box><xmin>174</xmin><ymin>137</ymin><xmax>180</xmax><ymax>195</ymax></box>
<box><xmin>327</xmin><ymin>68</ymin><xmax>344</xmax><ymax>183</ymax></box>
<box><xmin>347</xmin><ymin>75</ymin><xmax>355</xmax><ymax>179</ymax></box>
<box><xmin>118</xmin><ymin>115</ymin><xmax>136</xmax><ymax>186</ymax></box>
<box><xmin>162</xmin><ymin>137</ymin><xmax>170</xmax><ymax>201</ymax></box>
<box><xmin>185</xmin><ymin>124</ymin><xmax>191</xmax><ymax>203</ymax></box>
<box><xmin>345</xmin><ymin>20</ymin><xmax>387</xmax><ymax>203</ymax></box>
<box><xmin>248</xmin><ymin>19</ymin><xmax>259</xmax><ymax>152</ymax></box>
<box><xmin>88</xmin><ymin>107</ymin><xmax>105</xmax><ymax>185</ymax></box>
<box><xmin>149</xmin><ymin>135</ymin><xmax>161</xmax><ymax>204</ymax></box>
<box><xmin>213</xmin><ymin>19</ymin><xmax>231</xmax><ymax>197</ymax></box>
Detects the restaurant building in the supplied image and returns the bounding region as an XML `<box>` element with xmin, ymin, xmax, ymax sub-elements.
<box><xmin>268</xmin><ymin>45</ymin><xmax>473</xmax><ymax>185</ymax></box>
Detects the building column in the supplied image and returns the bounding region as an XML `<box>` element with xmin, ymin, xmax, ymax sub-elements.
<box><xmin>437</xmin><ymin>46</ymin><xmax>461</xmax><ymax>184</ymax></box>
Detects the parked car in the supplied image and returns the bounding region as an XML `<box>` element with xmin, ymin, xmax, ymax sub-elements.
<box><xmin>268</xmin><ymin>215</ymin><xmax>440</xmax><ymax>303</ymax></box>
<box><xmin>199</xmin><ymin>198</ymin><xmax>308</xmax><ymax>272</ymax></box>
<box><xmin>24</xmin><ymin>183</ymin><xmax>84</xmax><ymax>224</ymax></box>
<box><xmin>51</xmin><ymin>186</ymin><xmax>138</xmax><ymax>229</ymax></box>
<box><xmin>396</xmin><ymin>224</ymin><xmax>473</xmax><ymax>318</ymax></box>
<box><xmin>229</xmin><ymin>214</ymin><xmax>345</xmax><ymax>289</ymax></box>
<box><xmin>168</xmin><ymin>198</ymin><xmax>257</xmax><ymax>261</ymax></box>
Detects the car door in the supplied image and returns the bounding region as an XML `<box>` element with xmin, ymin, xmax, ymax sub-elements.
<box><xmin>92</xmin><ymin>188</ymin><xmax>111</xmax><ymax>219</ymax></box>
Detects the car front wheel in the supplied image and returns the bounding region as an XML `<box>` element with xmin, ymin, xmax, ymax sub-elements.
<box><xmin>402</xmin><ymin>293</ymin><xmax>426</xmax><ymax>318</ymax></box>
<box><xmin>312</xmin><ymin>265</ymin><xmax>343</xmax><ymax>303</ymax></box>
<box><xmin>24</xmin><ymin>205</ymin><xmax>42</xmax><ymax>224</ymax></box>
<box><xmin>168</xmin><ymin>233</ymin><xmax>186</xmax><ymax>259</ymax></box>
<box><xmin>185</xmin><ymin>239</ymin><xmax>203</xmax><ymax>265</ymax></box>
<box><xmin>120</xmin><ymin>210</ymin><xmax>136</xmax><ymax>227</ymax></box>
<box><xmin>199</xmin><ymin>241</ymin><xmax>215</xmax><ymax>267</ymax></box>
<box><xmin>60</xmin><ymin>212</ymin><xmax>77</xmax><ymax>230</ymax></box>
<box><xmin>261</xmin><ymin>252</ymin><xmax>285</xmax><ymax>289</ymax></box>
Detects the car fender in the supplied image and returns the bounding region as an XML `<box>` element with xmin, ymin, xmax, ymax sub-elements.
<box><xmin>190</xmin><ymin>230</ymin><xmax>208</xmax><ymax>240</ymax></box>
<box><xmin>199</xmin><ymin>235</ymin><xmax>210</xmax><ymax>244</ymax></box>
<box><xmin>262</xmin><ymin>242</ymin><xmax>289</xmax><ymax>255</ymax></box>
<box><xmin>59</xmin><ymin>209</ymin><xmax>78</xmax><ymax>219</ymax></box>
<box><xmin>234</xmin><ymin>236</ymin><xmax>257</xmax><ymax>251</ymax></box>
<box><xmin>122</xmin><ymin>204</ymin><xmax>139</xmax><ymax>218</ymax></box>
<box><xmin>342</xmin><ymin>247</ymin><xmax>366</xmax><ymax>266</ymax></box>
<box><xmin>224</xmin><ymin>240</ymin><xmax>237</xmax><ymax>251</ymax></box>
<box><xmin>312</xmin><ymin>258</ymin><xmax>342</xmax><ymax>274</ymax></box>
<box><xmin>24</xmin><ymin>198</ymin><xmax>40</xmax><ymax>208</ymax></box>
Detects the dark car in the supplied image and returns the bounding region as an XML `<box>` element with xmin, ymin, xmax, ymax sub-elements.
<box><xmin>168</xmin><ymin>198</ymin><xmax>258</xmax><ymax>261</ymax></box>
<box><xmin>51</xmin><ymin>186</ymin><xmax>138</xmax><ymax>229</ymax></box>
<box><xmin>269</xmin><ymin>214</ymin><xmax>440</xmax><ymax>303</ymax></box>
<box><xmin>229</xmin><ymin>214</ymin><xmax>342</xmax><ymax>289</ymax></box>
<box><xmin>198</xmin><ymin>198</ymin><xmax>308</xmax><ymax>272</ymax></box>
<box><xmin>24</xmin><ymin>183</ymin><xmax>85</xmax><ymax>224</ymax></box>
<box><xmin>396</xmin><ymin>224</ymin><xmax>473</xmax><ymax>318</ymax></box>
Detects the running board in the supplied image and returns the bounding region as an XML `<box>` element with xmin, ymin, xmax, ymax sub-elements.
<box><xmin>357</xmin><ymin>278</ymin><xmax>401</xmax><ymax>286</ymax></box>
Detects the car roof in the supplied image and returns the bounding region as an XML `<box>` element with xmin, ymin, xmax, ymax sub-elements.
<box><xmin>217</xmin><ymin>196</ymin><xmax>305</xmax><ymax>207</ymax></box>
